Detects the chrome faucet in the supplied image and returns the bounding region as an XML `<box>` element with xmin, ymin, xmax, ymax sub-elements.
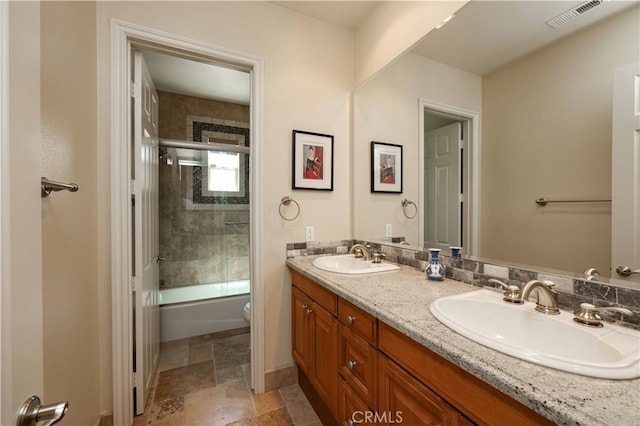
<box><xmin>520</xmin><ymin>280</ymin><xmax>560</xmax><ymax>315</ymax></box>
<box><xmin>349</xmin><ymin>243</ymin><xmax>371</xmax><ymax>261</ymax></box>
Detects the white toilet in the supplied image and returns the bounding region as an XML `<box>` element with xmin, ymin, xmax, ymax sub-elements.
<box><xmin>243</xmin><ymin>302</ymin><xmax>251</xmax><ymax>324</ymax></box>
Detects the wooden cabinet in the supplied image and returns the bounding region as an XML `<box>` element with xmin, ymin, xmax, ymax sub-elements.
<box><xmin>378</xmin><ymin>322</ymin><xmax>553</xmax><ymax>426</ymax></box>
<box><xmin>290</xmin><ymin>268</ymin><xmax>553</xmax><ymax>426</ymax></box>
<box><xmin>379</xmin><ymin>353</ymin><xmax>464</xmax><ymax>426</ymax></box>
<box><xmin>291</xmin><ymin>271</ymin><xmax>338</xmax><ymax>418</ymax></box>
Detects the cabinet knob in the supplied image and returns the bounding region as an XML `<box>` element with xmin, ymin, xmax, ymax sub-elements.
<box><xmin>305</xmin><ymin>308</ymin><xmax>313</xmax><ymax>315</ymax></box>
<box><xmin>347</xmin><ymin>360</ymin><xmax>358</xmax><ymax>369</ymax></box>
<box><xmin>347</xmin><ymin>315</ymin><xmax>356</xmax><ymax>324</ymax></box>
<box><xmin>301</xmin><ymin>304</ymin><xmax>308</xmax><ymax>310</ymax></box>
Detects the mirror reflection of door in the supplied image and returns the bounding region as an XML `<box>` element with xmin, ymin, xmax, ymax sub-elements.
<box><xmin>423</xmin><ymin>115</ymin><xmax>463</xmax><ymax>250</ymax></box>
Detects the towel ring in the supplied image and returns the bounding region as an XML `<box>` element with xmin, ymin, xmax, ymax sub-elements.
<box><xmin>279</xmin><ymin>196</ymin><xmax>300</xmax><ymax>221</ymax></box>
<box><xmin>401</xmin><ymin>199</ymin><xmax>417</xmax><ymax>219</ymax></box>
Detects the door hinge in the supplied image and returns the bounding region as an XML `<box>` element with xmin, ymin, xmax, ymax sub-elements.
<box><xmin>132</xmin><ymin>372</ymin><xmax>138</xmax><ymax>387</ymax></box>
<box><xmin>131</xmin><ymin>277</ymin><xmax>138</xmax><ymax>291</ymax></box>
<box><xmin>130</xmin><ymin>81</ymin><xmax>138</xmax><ymax>98</ymax></box>
<box><xmin>130</xmin><ymin>179</ymin><xmax>136</xmax><ymax>195</ymax></box>
<box><xmin>459</xmin><ymin>194</ymin><xmax>464</xmax><ymax>203</ymax></box>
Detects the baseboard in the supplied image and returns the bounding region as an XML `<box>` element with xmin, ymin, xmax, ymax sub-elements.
<box><xmin>264</xmin><ymin>363</ymin><xmax>298</xmax><ymax>392</ymax></box>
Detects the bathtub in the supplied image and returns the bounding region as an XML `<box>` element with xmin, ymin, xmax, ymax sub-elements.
<box><xmin>159</xmin><ymin>280</ymin><xmax>250</xmax><ymax>342</ymax></box>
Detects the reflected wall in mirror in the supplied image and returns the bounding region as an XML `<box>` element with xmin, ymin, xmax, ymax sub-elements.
<box><xmin>354</xmin><ymin>1</ymin><xmax>639</xmax><ymax>280</ymax></box>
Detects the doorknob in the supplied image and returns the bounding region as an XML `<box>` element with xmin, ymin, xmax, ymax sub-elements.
<box><xmin>616</xmin><ymin>266</ymin><xmax>640</xmax><ymax>277</ymax></box>
<box><xmin>17</xmin><ymin>395</ymin><xmax>68</xmax><ymax>426</ymax></box>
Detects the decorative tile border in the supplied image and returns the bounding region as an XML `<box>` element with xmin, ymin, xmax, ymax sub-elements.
<box><xmin>286</xmin><ymin>239</ymin><xmax>640</xmax><ymax>330</ymax></box>
<box><xmin>188</xmin><ymin>120</ymin><xmax>250</xmax><ymax>206</ymax></box>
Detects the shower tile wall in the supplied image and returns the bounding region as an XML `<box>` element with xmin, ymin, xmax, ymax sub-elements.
<box><xmin>158</xmin><ymin>91</ymin><xmax>250</xmax><ymax>290</ymax></box>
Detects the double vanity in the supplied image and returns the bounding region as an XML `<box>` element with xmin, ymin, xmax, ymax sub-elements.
<box><xmin>287</xmin><ymin>252</ymin><xmax>640</xmax><ymax>425</ymax></box>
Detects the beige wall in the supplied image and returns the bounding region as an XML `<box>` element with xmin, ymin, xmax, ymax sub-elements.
<box><xmin>354</xmin><ymin>53</ymin><xmax>482</xmax><ymax>245</ymax></box>
<box><xmin>40</xmin><ymin>2</ymin><xmax>100</xmax><ymax>425</ymax></box>
<box><xmin>96</xmin><ymin>0</ymin><xmax>354</xmax><ymax>414</ymax></box>
<box><xmin>481</xmin><ymin>6</ymin><xmax>640</xmax><ymax>275</ymax></box>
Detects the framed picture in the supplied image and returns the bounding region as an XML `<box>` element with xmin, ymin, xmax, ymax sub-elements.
<box><xmin>371</xmin><ymin>141</ymin><xmax>402</xmax><ymax>193</ymax></box>
<box><xmin>292</xmin><ymin>130</ymin><xmax>334</xmax><ymax>191</ymax></box>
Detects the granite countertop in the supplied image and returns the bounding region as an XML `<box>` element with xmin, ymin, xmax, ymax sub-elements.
<box><xmin>286</xmin><ymin>255</ymin><xmax>640</xmax><ymax>426</ymax></box>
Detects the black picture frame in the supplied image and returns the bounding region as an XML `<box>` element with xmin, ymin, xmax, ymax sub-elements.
<box><xmin>371</xmin><ymin>141</ymin><xmax>403</xmax><ymax>193</ymax></box>
<box><xmin>292</xmin><ymin>130</ymin><xmax>334</xmax><ymax>191</ymax></box>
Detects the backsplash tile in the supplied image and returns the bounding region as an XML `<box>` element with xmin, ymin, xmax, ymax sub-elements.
<box><xmin>286</xmin><ymin>239</ymin><xmax>640</xmax><ymax>330</ymax></box>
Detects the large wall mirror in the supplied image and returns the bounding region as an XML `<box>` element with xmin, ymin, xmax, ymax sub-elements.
<box><xmin>354</xmin><ymin>1</ymin><xmax>639</xmax><ymax>283</ymax></box>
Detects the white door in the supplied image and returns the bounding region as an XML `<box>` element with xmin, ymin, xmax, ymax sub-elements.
<box><xmin>133</xmin><ymin>50</ymin><xmax>160</xmax><ymax>414</ymax></box>
<box><xmin>612</xmin><ymin>61</ymin><xmax>640</xmax><ymax>279</ymax></box>
<box><xmin>2</xmin><ymin>3</ymin><xmax>68</xmax><ymax>425</ymax></box>
<box><xmin>424</xmin><ymin>122</ymin><xmax>462</xmax><ymax>250</ymax></box>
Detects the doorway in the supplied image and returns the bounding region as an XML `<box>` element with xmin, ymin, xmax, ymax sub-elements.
<box><xmin>418</xmin><ymin>99</ymin><xmax>480</xmax><ymax>256</ymax></box>
<box><xmin>111</xmin><ymin>21</ymin><xmax>264</xmax><ymax>426</ymax></box>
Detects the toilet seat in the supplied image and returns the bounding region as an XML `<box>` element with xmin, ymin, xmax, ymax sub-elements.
<box><xmin>243</xmin><ymin>302</ymin><xmax>251</xmax><ymax>323</ymax></box>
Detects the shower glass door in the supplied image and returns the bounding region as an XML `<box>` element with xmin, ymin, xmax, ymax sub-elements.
<box><xmin>158</xmin><ymin>143</ymin><xmax>250</xmax><ymax>299</ymax></box>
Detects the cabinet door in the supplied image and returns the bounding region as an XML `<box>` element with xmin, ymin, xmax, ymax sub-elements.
<box><xmin>379</xmin><ymin>354</ymin><xmax>460</xmax><ymax>426</ymax></box>
<box><xmin>311</xmin><ymin>300</ymin><xmax>339</xmax><ymax>416</ymax></box>
<box><xmin>292</xmin><ymin>287</ymin><xmax>313</xmax><ymax>373</ymax></box>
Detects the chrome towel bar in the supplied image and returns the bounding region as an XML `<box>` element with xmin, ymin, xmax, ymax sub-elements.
<box><xmin>535</xmin><ymin>197</ymin><xmax>611</xmax><ymax>206</ymax></box>
<box><xmin>41</xmin><ymin>177</ymin><xmax>79</xmax><ymax>198</ymax></box>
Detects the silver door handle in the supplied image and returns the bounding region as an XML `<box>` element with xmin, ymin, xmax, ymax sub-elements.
<box><xmin>156</xmin><ymin>256</ymin><xmax>166</xmax><ymax>264</ymax></box>
<box><xmin>17</xmin><ymin>395</ymin><xmax>68</xmax><ymax>426</ymax></box>
<box><xmin>616</xmin><ymin>266</ymin><xmax>640</xmax><ymax>276</ymax></box>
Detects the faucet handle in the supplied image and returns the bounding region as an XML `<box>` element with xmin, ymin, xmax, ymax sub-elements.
<box><xmin>371</xmin><ymin>252</ymin><xmax>386</xmax><ymax>264</ymax></box>
<box><xmin>352</xmin><ymin>247</ymin><xmax>364</xmax><ymax>258</ymax></box>
<box><xmin>488</xmin><ymin>279</ymin><xmax>522</xmax><ymax>304</ymax></box>
<box><xmin>573</xmin><ymin>303</ymin><xmax>633</xmax><ymax>328</ymax></box>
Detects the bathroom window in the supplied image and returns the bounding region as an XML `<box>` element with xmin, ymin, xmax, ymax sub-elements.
<box><xmin>208</xmin><ymin>151</ymin><xmax>240</xmax><ymax>193</ymax></box>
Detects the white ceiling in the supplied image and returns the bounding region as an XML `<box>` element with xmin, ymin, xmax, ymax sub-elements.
<box><xmin>142</xmin><ymin>50</ymin><xmax>251</xmax><ymax>105</ymax></box>
<box><xmin>143</xmin><ymin>0</ymin><xmax>638</xmax><ymax>105</ymax></box>
<box><xmin>411</xmin><ymin>0</ymin><xmax>638</xmax><ymax>76</ymax></box>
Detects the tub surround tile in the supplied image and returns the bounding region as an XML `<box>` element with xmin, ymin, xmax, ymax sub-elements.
<box><xmin>286</xmin><ymin>254</ymin><xmax>640</xmax><ymax>426</ymax></box>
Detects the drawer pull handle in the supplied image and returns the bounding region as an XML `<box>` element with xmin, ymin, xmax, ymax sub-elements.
<box><xmin>347</xmin><ymin>315</ymin><xmax>356</xmax><ymax>324</ymax></box>
<box><xmin>305</xmin><ymin>308</ymin><xmax>313</xmax><ymax>315</ymax></box>
<box><xmin>347</xmin><ymin>360</ymin><xmax>358</xmax><ymax>369</ymax></box>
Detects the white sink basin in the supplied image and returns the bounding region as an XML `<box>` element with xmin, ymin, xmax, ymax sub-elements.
<box><xmin>312</xmin><ymin>254</ymin><xmax>399</xmax><ymax>275</ymax></box>
<box><xmin>430</xmin><ymin>289</ymin><xmax>640</xmax><ymax>379</ymax></box>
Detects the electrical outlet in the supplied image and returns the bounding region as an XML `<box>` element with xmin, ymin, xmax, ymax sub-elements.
<box><xmin>305</xmin><ymin>225</ymin><xmax>315</xmax><ymax>242</ymax></box>
<box><xmin>385</xmin><ymin>224</ymin><xmax>392</xmax><ymax>238</ymax></box>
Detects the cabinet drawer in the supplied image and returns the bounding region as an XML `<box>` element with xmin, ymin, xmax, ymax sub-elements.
<box><xmin>291</xmin><ymin>269</ymin><xmax>337</xmax><ymax>314</ymax></box>
<box><xmin>338</xmin><ymin>297</ymin><xmax>377</xmax><ymax>345</ymax></box>
<box><xmin>378</xmin><ymin>322</ymin><xmax>553</xmax><ymax>426</ymax></box>
<box><xmin>337</xmin><ymin>378</ymin><xmax>369</xmax><ymax>426</ymax></box>
<box><xmin>339</xmin><ymin>324</ymin><xmax>377</xmax><ymax>409</ymax></box>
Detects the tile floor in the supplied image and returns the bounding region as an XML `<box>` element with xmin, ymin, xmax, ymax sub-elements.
<box><xmin>134</xmin><ymin>329</ymin><xmax>321</xmax><ymax>426</ymax></box>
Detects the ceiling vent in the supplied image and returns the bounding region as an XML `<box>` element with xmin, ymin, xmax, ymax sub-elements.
<box><xmin>546</xmin><ymin>0</ymin><xmax>607</xmax><ymax>28</ymax></box>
